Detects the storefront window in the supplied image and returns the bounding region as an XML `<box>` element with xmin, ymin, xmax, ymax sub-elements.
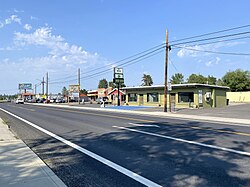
<box><xmin>147</xmin><ymin>93</ymin><xmax>159</xmax><ymax>102</ymax></box>
<box><xmin>178</xmin><ymin>92</ymin><xmax>194</xmax><ymax>103</ymax></box>
<box><xmin>128</xmin><ymin>93</ymin><xmax>137</xmax><ymax>102</ymax></box>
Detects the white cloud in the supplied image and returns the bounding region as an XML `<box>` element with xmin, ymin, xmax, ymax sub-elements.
<box><xmin>24</xmin><ymin>24</ymin><xmax>32</xmax><ymax>31</ymax></box>
<box><xmin>205</xmin><ymin>57</ymin><xmax>221</xmax><ymax>67</ymax></box>
<box><xmin>13</xmin><ymin>27</ymin><xmax>101</xmax><ymax>73</ymax></box>
<box><xmin>5</xmin><ymin>15</ymin><xmax>21</xmax><ymax>25</ymax></box>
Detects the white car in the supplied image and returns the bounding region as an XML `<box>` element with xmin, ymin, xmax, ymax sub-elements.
<box><xmin>16</xmin><ymin>98</ymin><xmax>24</xmax><ymax>104</ymax></box>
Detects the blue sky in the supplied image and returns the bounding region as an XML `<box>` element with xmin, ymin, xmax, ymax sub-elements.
<box><xmin>0</xmin><ymin>0</ymin><xmax>250</xmax><ymax>94</ymax></box>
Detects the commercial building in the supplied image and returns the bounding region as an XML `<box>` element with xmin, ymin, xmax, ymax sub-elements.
<box><xmin>123</xmin><ymin>84</ymin><xmax>230</xmax><ymax>109</ymax></box>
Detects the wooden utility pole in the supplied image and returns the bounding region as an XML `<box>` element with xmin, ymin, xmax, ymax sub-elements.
<box><xmin>164</xmin><ymin>30</ymin><xmax>169</xmax><ymax>112</ymax></box>
<box><xmin>46</xmin><ymin>72</ymin><xmax>49</xmax><ymax>101</ymax></box>
<box><xmin>78</xmin><ymin>68</ymin><xmax>80</xmax><ymax>104</ymax></box>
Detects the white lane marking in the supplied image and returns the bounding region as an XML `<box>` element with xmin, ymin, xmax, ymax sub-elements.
<box><xmin>129</xmin><ymin>123</ymin><xmax>160</xmax><ymax>128</ymax></box>
<box><xmin>0</xmin><ymin>108</ymin><xmax>161</xmax><ymax>187</ymax></box>
<box><xmin>113</xmin><ymin>126</ymin><xmax>250</xmax><ymax>157</ymax></box>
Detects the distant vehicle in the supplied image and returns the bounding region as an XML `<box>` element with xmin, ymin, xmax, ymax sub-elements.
<box><xmin>36</xmin><ymin>98</ymin><xmax>45</xmax><ymax>103</ymax></box>
<box><xmin>55</xmin><ymin>98</ymin><xmax>63</xmax><ymax>103</ymax></box>
<box><xmin>16</xmin><ymin>98</ymin><xmax>24</xmax><ymax>104</ymax></box>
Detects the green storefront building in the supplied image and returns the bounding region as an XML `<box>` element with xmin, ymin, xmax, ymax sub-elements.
<box><xmin>123</xmin><ymin>83</ymin><xmax>230</xmax><ymax>109</ymax></box>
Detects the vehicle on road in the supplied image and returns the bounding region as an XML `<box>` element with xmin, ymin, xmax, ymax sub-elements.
<box><xmin>15</xmin><ymin>98</ymin><xmax>24</xmax><ymax>104</ymax></box>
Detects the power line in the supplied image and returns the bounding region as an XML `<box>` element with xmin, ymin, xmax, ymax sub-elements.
<box><xmin>169</xmin><ymin>57</ymin><xmax>179</xmax><ymax>73</ymax></box>
<box><xmin>171</xmin><ymin>31</ymin><xmax>250</xmax><ymax>46</ymax></box>
<box><xmin>49</xmin><ymin>43</ymin><xmax>166</xmax><ymax>82</ymax></box>
<box><xmin>83</xmin><ymin>49</ymin><xmax>164</xmax><ymax>81</ymax></box>
<box><xmin>49</xmin><ymin>46</ymin><xmax>165</xmax><ymax>84</ymax></box>
<box><xmin>173</xmin><ymin>46</ymin><xmax>250</xmax><ymax>56</ymax></box>
<box><xmin>177</xmin><ymin>35</ymin><xmax>250</xmax><ymax>48</ymax></box>
<box><xmin>169</xmin><ymin>24</ymin><xmax>250</xmax><ymax>43</ymax></box>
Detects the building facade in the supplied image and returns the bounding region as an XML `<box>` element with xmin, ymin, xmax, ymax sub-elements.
<box><xmin>123</xmin><ymin>84</ymin><xmax>229</xmax><ymax>108</ymax></box>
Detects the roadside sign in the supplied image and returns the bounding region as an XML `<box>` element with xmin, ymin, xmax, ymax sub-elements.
<box><xmin>198</xmin><ymin>90</ymin><xmax>202</xmax><ymax>104</ymax></box>
<box><xmin>113</xmin><ymin>79</ymin><xmax>124</xmax><ymax>84</ymax></box>
<box><xmin>168</xmin><ymin>82</ymin><xmax>172</xmax><ymax>91</ymax></box>
<box><xmin>114</xmin><ymin>68</ymin><xmax>123</xmax><ymax>74</ymax></box>
<box><xmin>19</xmin><ymin>83</ymin><xmax>32</xmax><ymax>90</ymax></box>
<box><xmin>113</xmin><ymin>67</ymin><xmax>124</xmax><ymax>84</ymax></box>
<box><xmin>69</xmin><ymin>85</ymin><xmax>79</xmax><ymax>93</ymax></box>
<box><xmin>115</xmin><ymin>74</ymin><xmax>124</xmax><ymax>79</ymax></box>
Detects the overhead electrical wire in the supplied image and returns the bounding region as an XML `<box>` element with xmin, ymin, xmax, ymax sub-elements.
<box><xmin>49</xmin><ymin>46</ymin><xmax>165</xmax><ymax>84</ymax></box>
<box><xmin>48</xmin><ymin>24</ymin><xmax>250</xmax><ymax>85</ymax></box>
<box><xmin>171</xmin><ymin>31</ymin><xmax>250</xmax><ymax>46</ymax></box>
<box><xmin>169</xmin><ymin>24</ymin><xmax>250</xmax><ymax>43</ymax></box>
<box><xmin>173</xmin><ymin>46</ymin><xmax>250</xmax><ymax>56</ymax></box>
<box><xmin>49</xmin><ymin>43</ymin><xmax>166</xmax><ymax>82</ymax></box>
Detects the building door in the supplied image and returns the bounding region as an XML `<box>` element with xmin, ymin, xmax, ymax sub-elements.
<box><xmin>139</xmin><ymin>94</ymin><xmax>144</xmax><ymax>106</ymax></box>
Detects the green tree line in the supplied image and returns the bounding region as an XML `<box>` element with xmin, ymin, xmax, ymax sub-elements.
<box><xmin>170</xmin><ymin>69</ymin><xmax>250</xmax><ymax>91</ymax></box>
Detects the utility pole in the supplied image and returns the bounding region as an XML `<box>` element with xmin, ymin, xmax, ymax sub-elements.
<box><xmin>78</xmin><ymin>68</ymin><xmax>80</xmax><ymax>104</ymax></box>
<box><xmin>46</xmin><ymin>72</ymin><xmax>48</xmax><ymax>101</ymax></box>
<box><xmin>117</xmin><ymin>83</ymin><xmax>120</xmax><ymax>106</ymax></box>
<box><xmin>164</xmin><ymin>30</ymin><xmax>169</xmax><ymax>112</ymax></box>
<box><xmin>42</xmin><ymin>77</ymin><xmax>45</xmax><ymax>95</ymax></box>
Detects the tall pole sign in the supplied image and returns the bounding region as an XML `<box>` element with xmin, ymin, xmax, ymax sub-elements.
<box><xmin>113</xmin><ymin>67</ymin><xmax>124</xmax><ymax>106</ymax></box>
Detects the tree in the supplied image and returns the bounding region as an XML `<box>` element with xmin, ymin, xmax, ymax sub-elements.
<box><xmin>207</xmin><ymin>75</ymin><xmax>217</xmax><ymax>85</ymax></box>
<box><xmin>187</xmin><ymin>74</ymin><xmax>207</xmax><ymax>84</ymax></box>
<box><xmin>61</xmin><ymin>87</ymin><xmax>68</xmax><ymax>96</ymax></box>
<box><xmin>109</xmin><ymin>81</ymin><xmax>126</xmax><ymax>89</ymax></box>
<box><xmin>80</xmin><ymin>89</ymin><xmax>88</xmax><ymax>95</ymax></box>
<box><xmin>98</xmin><ymin>78</ymin><xmax>108</xmax><ymax>88</ymax></box>
<box><xmin>170</xmin><ymin>73</ymin><xmax>184</xmax><ymax>84</ymax></box>
<box><xmin>141</xmin><ymin>74</ymin><xmax>153</xmax><ymax>86</ymax></box>
<box><xmin>222</xmin><ymin>69</ymin><xmax>250</xmax><ymax>91</ymax></box>
<box><xmin>108</xmin><ymin>81</ymin><xmax>115</xmax><ymax>89</ymax></box>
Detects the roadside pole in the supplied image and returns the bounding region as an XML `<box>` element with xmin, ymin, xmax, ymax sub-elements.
<box><xmin>117</xmin><ymin>82</ymin><xmax>120</xmax><ymax>106</ymax></box>
<box><xmin>78</xmin><ymin>68</ymin><xmax>80</xmax><ymax>105</ymax></box>
<box><xmin>164</xmin><ymin>30</ymin><xmax>169</xmax><ymax>112</ymax></box>
<box><xmin>42</xmin><ymin>77</ymin><xmax>44</xmax><ymax>95</ymax></box>
<box><xmin>46</xmin><ymin>72</ymin><xmax>48</xmax><ymax>101</ymax></box>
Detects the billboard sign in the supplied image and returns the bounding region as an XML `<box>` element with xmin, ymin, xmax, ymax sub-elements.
<box><xmin>19</xmin><ymin>83</ymin><xmax>32</xmax><ymax>90</ymax></box>
<box><xmin>69</xmin><ymin>85</ymin><xmax>79</xmax><ymax>93</ymax></box>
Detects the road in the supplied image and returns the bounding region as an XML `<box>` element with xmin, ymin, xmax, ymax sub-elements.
<box><xmin>0</xmin><ymin>102</ymin><xmax>250</xmax><ymax>187</ymax></box>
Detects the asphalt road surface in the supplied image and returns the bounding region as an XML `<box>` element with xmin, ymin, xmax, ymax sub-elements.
<box><xmin>0</xmin><ymin>103</ymin><xmax>250</xmax><ymax>187</ymax></box>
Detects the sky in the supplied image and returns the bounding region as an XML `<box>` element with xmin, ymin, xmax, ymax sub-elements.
<box><xmin>0</xmin><ymin>0</ymin><xmax>250</xmax><ymax>94</ymax></box>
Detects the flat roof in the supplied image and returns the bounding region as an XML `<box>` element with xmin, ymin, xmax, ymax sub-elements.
<box><xmin>122</xmin><ymin>83</ymin><xmax>230</xmax><ymax>90</ymax></box>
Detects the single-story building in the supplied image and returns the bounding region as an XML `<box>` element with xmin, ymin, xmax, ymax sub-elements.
<box><xmin>122</xmin><ymin>83</ymin><xmax>230</xmax><ymax>108</ymax></box>
<box><xmin>108</xmin><ymin>88</ymin><xmax>126</xmax><ymax>105</ymax></box>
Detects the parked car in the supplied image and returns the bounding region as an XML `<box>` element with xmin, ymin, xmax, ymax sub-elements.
<box><xmin>55</xmin><ymin>98</ymin><xmax>63</xmax><ymax>103</ymax></box>
<box><xmin>16</xmin><ymin>98</ymin><xmax>24</xmax><ymax>104</ymax></box>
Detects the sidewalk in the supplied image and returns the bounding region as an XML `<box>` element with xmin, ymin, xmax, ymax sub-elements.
<box><xmin>30</xmin><ymin>103</ymin><xmax>250</xmax><ymax>126</ymax></box>
<box><xmin>0</xmin><ymin>118</ymin><xmax>67</xmax><ymax>187</ymax></box>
